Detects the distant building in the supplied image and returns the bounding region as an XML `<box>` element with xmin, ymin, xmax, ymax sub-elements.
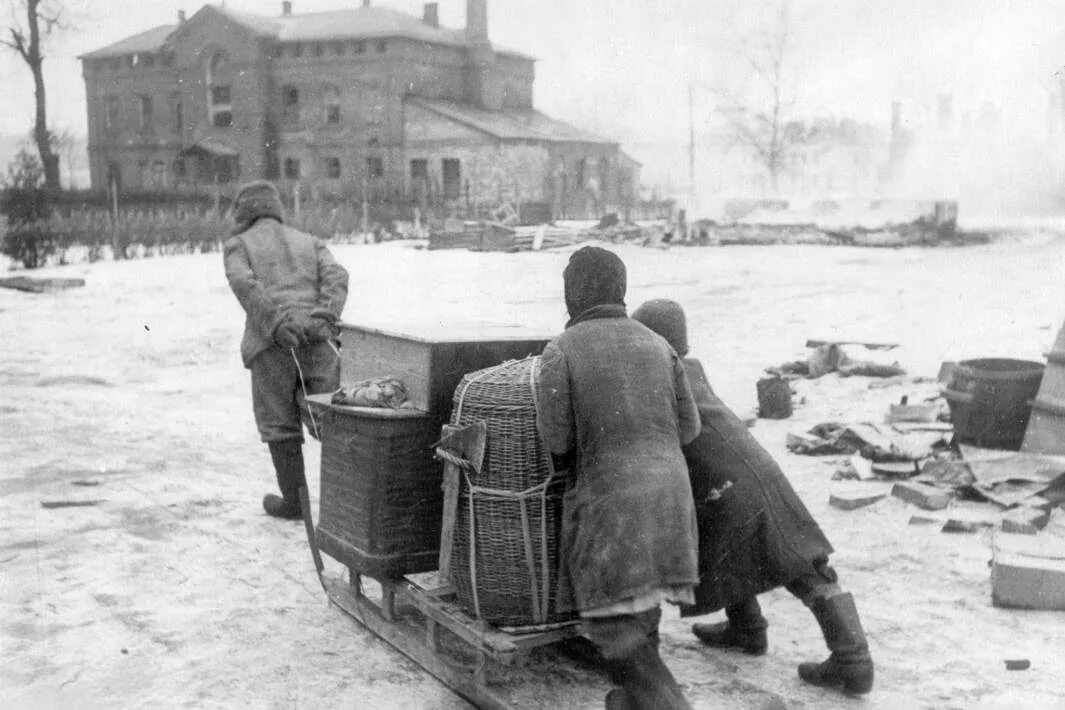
<box><xmin>79</xmin><ymin>1</ymin><xmax>637</xmax><ymax>219</ymax></box>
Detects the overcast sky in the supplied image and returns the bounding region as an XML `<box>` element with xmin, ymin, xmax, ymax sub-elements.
<box><xmin>2</xmin><ymin>0</ymin><xmax>1063</xmax><ymax>186</ymax></box>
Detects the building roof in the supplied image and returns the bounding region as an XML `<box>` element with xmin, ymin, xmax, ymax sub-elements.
<box><xmin>80</xmin><ymin>24</ymin><xmax>177</xmax><ymax>60</ymax></box>
<box><xmin>81</xmin><ymin>4</ymin><xmax>531</xmax><ymax>60</ymax></box>
<box><xmin>410</xmin><ymin>98</ymin><xmax>616</xmax><ymax>145</ymax></box>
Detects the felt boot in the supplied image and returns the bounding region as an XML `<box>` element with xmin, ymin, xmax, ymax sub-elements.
<box><xmin>798</xmin><ymin>593</ymin><xmax>874</xmax><ymax>695</ymax></box>
<box><xmin>606</xmin><ymin>641</ymin><xmax>692</xmax><ymax>710</ymax></box>
<box><xmin>263</xmin><ymin>440</ymin><xmax>306</xmax><ymax>520</ymax></box>
<box><xmin>691</xmin><ymin>597</ymin><xmax>768</xmax><ymax>655</ymax></box>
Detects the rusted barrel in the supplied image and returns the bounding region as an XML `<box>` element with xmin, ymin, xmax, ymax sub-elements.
<box><xmin>944</xmin><ymin>358</ymin><xmax>1044</xmax><ymax>450</ymax></box>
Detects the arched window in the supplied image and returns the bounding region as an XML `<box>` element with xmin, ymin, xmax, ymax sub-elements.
<box><xmin>206</xmin><ymin>50</ymin><xmax>233</xmax><ymax>128</ymax></box>
<box><xmin>323</xmin><ymin>85</ymin><xmax>341</xmax><ymax>125</ymax></box>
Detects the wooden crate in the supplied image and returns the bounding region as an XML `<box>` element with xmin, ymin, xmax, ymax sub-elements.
<box><xmin>337</xmin><ymin>323</ymin><xmax>550</xmax><ymax>419</ymax></box>
<box><xmin>309</xmin><ymin>395</ymin><xmax>444</xmax><ymax>580</ymax></box>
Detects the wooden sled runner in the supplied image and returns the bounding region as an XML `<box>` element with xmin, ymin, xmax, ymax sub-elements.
<box><xmin>299</xmin><ymin>489</ymin><xmax>583</xmax><ymax>709</ymax></box>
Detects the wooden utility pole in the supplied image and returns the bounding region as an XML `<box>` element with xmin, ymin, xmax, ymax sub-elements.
<box><xmin>688</xmin><ymin>82</ymin><xmax>696</xmax><ymax>221</ymax></box>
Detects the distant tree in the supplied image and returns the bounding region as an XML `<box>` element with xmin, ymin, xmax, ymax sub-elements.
<box><xmin>0</xmin><ymin>0</ymin><xmax>66</xmax><ymax>190</ymax></box>
<box><xmin>712</xmin><ymin>0</ymin><xmax>801</xmax><ymax>196</ymax></box>
<box><xmin>1</xmin><ymin>148</ymin><xmax>56</xmax><ymax>268</ymax></box>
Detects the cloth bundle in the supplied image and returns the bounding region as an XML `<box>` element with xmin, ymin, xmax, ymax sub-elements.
<box><xmin>332</xmin><ymin>378</ymin><xmax>414</xmax><ymax>409</ymax></box>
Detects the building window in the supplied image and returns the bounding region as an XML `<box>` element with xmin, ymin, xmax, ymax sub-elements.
<box><xmin>323</xmin><ymin>85</ymin><xmax>340</xmax><ymax>125</ymax></box>
<box><xmin>152</xmin><ymin>160</ymin><xmax>168</xmax><ymax>188</ymax></box>
<box><xmin>207</xmin><ymin>51</ymin><xmax>233</xmax><ymax>129</ymax></box>
<box><xmin>376</xmin><ymin>39</ymin><xmax>387</xmax><ymax>53</ymax></box>
<box><xmin>104</xmin><ymin>96</ymin><xmax>120</xmax><ymax>131</ymax></box>
<box><xmin>410</xmin><ymin>159</ymin><xmax>428</xmax><ymax>182</ymax></box>
<box><xmin>212</xmin><ymin>108</ymin><xmax>233</xmax><ymax>128</ymax></box>
<box><xmin>106</xmin><ymin>162</ymin><xmax>122</xmax><ymax>191</ymax></box>
<box><xmin>173</xmin><ymin>96</ymin><xmax>183</xmax><ymax>133</ymax></box>
<box><xmin>366</xmin><ymin>156</ymin><xmax>384</xmax><ymax>179</ymax></box>
<box><xmin>143</xmin><ymin>54</ymin><xmax>155</xmax><ymax>69</ymax></box>
<box><xmin>174</xmin><ymin>158</ymin><xmax>186</xmax><ymax>179</ymax></box>
<box><xmin>271</xmin><ymin>44</ymin><xmax>284</xmax><ymax>59</ymax></box>
<box><xmin>284</xmin><ymin>158</ymin><xmax>301</xmax><ymax>179</ymax></box>
<box><xmin>291</xmin><ymin>43</ymin><xmax>303</xmax><ymax>58</ymax></box>
<box><xmin>137</xmin><ymin>95</ymin><xmax>153</xmax><ymax>129</ymax></box>
<box><xmin>216</xmin><ymin>157</ymin><xmax>239</xmax><ymax>184</ymax></box>
<box><xmin>442</xmin><ymin>158</ymin><xmax>461</xmax><ymax>200</ymax></box>
<box><xmin>313</xmin><ymin>43</ymin><xmax>324</xmax><ymax>57</ymax></box>
<box><xmin>282</xmin><ymin>85</ymin><xmax>300</xmax><ymax>123</ymax></box>
<box><xmin>331</xmin><ymin>41</ymin><xmax>345</xmax><ymax>56</ymax></box>
<box><xmin>353</xmin><ymin>41</ymin><xmax>366</xmax><ymax>54</ymax></box>
<box><xmin>324</xmin><ymin>157</ymin><xmax>341</xmax><ymax>179</ymax></box>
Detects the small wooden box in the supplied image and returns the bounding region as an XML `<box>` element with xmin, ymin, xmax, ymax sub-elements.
<box><xmin>309</xmin><ymin>395</ymin><xmax>443</xmax><ymax>580</ymax></box>
<box><xmin>337</xmin><ymin>323</ymin><xmax>550</xmax><ymax>419</ymax></box>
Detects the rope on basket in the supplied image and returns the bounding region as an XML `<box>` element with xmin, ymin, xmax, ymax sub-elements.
<box><xmin>451</xmin><ymin>365</ymin><xmax>495</xmax><ymax>622</ymax></box>
<box><xmin>528</xmin><ymin>356</ymin><xmax>554</xmax><ymax>623</ymax></box>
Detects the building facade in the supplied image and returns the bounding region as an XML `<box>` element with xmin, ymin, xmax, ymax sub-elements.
<box><xmin>80</xmin><ymin>0</ymin><xmax>637</xmax><ymax>219</ymax></box>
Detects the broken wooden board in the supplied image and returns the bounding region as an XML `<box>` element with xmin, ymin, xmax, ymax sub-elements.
<box><xmin>0</xmin><ymin>276</ymin><xmax>86</xmax><ymax>293</ymax></box>
<box><xmin>805</xmin><ymin>339</ymin><xmax>899</xmax><ymax>351</ymax></box>
<box><xmin>892</xmin><ymin>481</ymin><xmax>952</xmax><ymax>510</ymax></box>
<box><xmin>829</xmin><ymin>487</ymin><xmax>887</xmax><ymax>511</ymax></box>
<box><xmin>1001</xmin><ymin>507</ymin><xmax>1051</xmax><ymax>535</ymax></box>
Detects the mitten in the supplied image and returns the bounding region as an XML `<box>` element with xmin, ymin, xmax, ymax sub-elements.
<box><xmin>273</xmin><ymin>318</ymin><xmax>305</xmax><ymax>348</ymax></box>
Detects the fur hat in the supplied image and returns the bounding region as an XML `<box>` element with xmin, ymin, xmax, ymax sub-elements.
<box><xmin>563</xmin><ymin>246</ymin><xmax>627</xmax><ymax>319</ymax></box>
<box><xmin>232</xmin><ymin>180</ymin><xmax>284</xmax><ymax>229</ymax></box>
<box><xmin>632</xmin><ymin>299</ymin><xmax>689</xmax><ymax>357</ymax></box>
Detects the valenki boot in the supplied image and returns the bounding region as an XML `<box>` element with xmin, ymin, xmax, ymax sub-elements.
<box><xmin>691</xmin><ymin>597</ymin><xmax>769</xmax><ymax>655</ymax></box>
<box><xmin>798</xmin><ymin>592</ymin><xmax>874</xmax><ymax>695</ymax></box>
<box><xmin>606</xmin><ymin>642</ymin><xmax>692</xmax><ymax>710</ymax></box>
<box><xmin>263</xmin><ymin>440</ymin><xmax>306</xmax><ymax>520</ymax></box>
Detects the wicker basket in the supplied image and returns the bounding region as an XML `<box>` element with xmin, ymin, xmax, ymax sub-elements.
<box><xmin>447</xmin><ymin>356</ymin><xmax>574</xmax><ymax>627</ymax></box>
<box><xmin>311</xmin><ymin>396</ymin><xmax>443</xmax><ymax>580</ymax></box>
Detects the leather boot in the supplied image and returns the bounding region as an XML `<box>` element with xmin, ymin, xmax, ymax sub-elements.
<box><xmin>798</xmin><ymin>592</ymin><xmax>874</xmax><ymax>695</ymax></box>
<box><xmin>606</xmin><ymin>641</ymin><xmax>692</xmax><ymax>710</ymax></box>
<box><xmin>692</xmin><ymin>597</ymin><xmax>768</xmax><ymax>655</ymax></box>
<box><xmin>264</xmin><ymin>440</ymin><xmax>306</xmax><ymax>520</ymax></box>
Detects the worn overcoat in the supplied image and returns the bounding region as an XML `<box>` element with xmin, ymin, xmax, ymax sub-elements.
<box><xmin>223</xmin><ymin>219</ymin><xmax>349</xmax><ymax>367</ymax></box>
<box><xmin>679</xmin><ymin>358</ymin><xmax>834</xmax><ymax>616</ymax></box>
<box><xmin>536</xmin><ymin>305</ymin><xmax>701</xmax><ymax>612</ymax></box>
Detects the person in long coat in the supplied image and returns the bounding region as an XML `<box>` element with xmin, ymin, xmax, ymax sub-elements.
<box><xmin>536</xmin><ymin>248</ymin><xmax>700</xmax><ymax>710</ymax></box>
<box><xmin>632</xmin><ymin>299</ymin><xmax>874</xmax><ymax>696</ymax></box>
<box><xmin>224</xmin><ymin>180</ymin><xmax>349</xmax><ymax>520</ymax></box>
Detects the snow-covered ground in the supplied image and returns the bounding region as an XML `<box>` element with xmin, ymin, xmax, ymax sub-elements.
<box><xmin>3</xmin><ymin>234</ymin><xmax>1065</xmax><ymax>709</ymax></box>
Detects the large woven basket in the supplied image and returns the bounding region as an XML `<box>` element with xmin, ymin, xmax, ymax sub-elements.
<box><xmin>448</xmin><ymin>356</ymin><xmax>573</xmax><ymax>627</ymax></box>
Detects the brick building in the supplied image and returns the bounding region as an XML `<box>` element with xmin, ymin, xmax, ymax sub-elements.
<box><xmin>80</xmin><ymin>0</ymin><xmax>638</xmax><ymax>219</ymax></box>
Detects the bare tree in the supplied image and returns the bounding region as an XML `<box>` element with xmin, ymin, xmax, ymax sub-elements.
<box><xmin>1</xmin><ymin>0</ymin><xmax>65</xmax><ymax>190</ymax></box>
<box><xmin>713</xmin><ymin>0</ymin><xmax>801</xmax><ymax>196</ymax></box>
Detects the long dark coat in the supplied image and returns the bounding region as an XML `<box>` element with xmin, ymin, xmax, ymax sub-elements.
<box><xmin>679</xmin><ymin>358</ymin><xmax>834</xmax><ymax>616</ymax></box>
<box><xmin>536</xmin><ymin>305</ymin><xmax>701</xmax><ymax>612</ymax></box>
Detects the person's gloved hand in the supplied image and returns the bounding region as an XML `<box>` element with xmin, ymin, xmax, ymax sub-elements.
<box><xmin>304</xmin><ymin>317</ymin><xmax>336</xmax><ymax>343</ymax></box>
<box><xmin>273</xmin><ymin>318</ymin><xmax>305</xmax><ymax>348</ymax></box>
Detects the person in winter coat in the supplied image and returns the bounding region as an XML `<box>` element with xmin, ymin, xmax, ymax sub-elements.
<box><xmin>535</xmin><ymin>247</ymin><xmax>701</xmax><ymax>710</ymax></box>
<box><xmin>631</xmin><ymin>299</ymin><xmax>874</xmax><ymax>696</ymax></box>
<box><xmin>223</xmin><ymin>180</ymin><xmax>349</xmax><ymax>520</ymax></box>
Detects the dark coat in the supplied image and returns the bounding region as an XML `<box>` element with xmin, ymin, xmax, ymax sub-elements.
<box><xmin>536</xmin><ymin>305</ymin><xmax>701</xmax><ymax>612</ymax></box>
<box><xmin>224</xmin><ymin>219</ymin><xmax>349</xmax><ymax>367</ymax></box>
<box><xmin>679</xmin><ymin>358</ymin><xmax>834</xmax><ymax>616</ymax></box>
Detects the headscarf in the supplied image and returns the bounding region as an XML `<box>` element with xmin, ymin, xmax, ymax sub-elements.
<box><xmin>632</xmin><ymin>299</ymin><xmax>689</xmax><ymax>357</ymax></box>
<box><xmin>562</xmin><ymin>246</ymin><xmax>627</xmax><ymax>319</ymax></box>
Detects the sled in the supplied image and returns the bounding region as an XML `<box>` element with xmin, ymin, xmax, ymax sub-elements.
<box><xmin>299</xmin><ymin>489</ymin><xmax>585</xmax><ymax>710</ymax></box>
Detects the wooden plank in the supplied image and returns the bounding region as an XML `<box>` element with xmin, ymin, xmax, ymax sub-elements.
<box><xmin>806</xmin><ymin>338</ymin><xmax>899</xmax><ymax>350</ymax></box>
<box><xmin>439</xmin><ymin>458</ymin><xmax>461</xmax><ymax>580</ymax></box>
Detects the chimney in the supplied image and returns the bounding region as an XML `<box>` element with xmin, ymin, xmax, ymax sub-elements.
<box><xmin>423</xmin><ymin>3</ymin><xmax>439</xmax><ymax>28</ymax></box>
<box><xmin>466</xmin><ymin>0</ymin><xmax>487</xmax><ymax>43</ymax></box>
<box><xmin>281</xmin><ymin>1</ymin><xmax>292</xmax><ymax>16</ymax></box>
<box><xmin>178</xmin><ymin>9</ymin><xmax>186</xmax><ymax>23</ymax></box>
